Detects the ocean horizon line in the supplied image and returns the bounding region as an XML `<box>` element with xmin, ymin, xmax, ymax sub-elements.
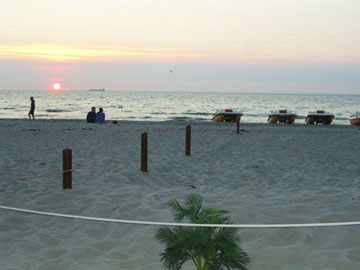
<box><xmin>0</xmin><ymin>89</ymin><xmax>359</xmax><ymax>96</ymax></box>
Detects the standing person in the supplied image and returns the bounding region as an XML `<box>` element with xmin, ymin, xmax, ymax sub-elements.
<box><xmin>28</xmin><ymin>97</ymin><xmax>35</xmax><ymax>119</ymax></box>
<box><xmin>86</xmin><ymin>107</ymin><xmax>96</xmax><ymax>123</ymax></box>
<box><xmin>95</xmin><ymin>107</ymin><xmax>106</xmax><ymax>123</ymax></box>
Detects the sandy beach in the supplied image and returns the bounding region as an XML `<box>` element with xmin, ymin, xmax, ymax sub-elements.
<box><xmin>1</xmin><ymin>119</ymin><xmax>360</xmax><ymax>270</ymax></box>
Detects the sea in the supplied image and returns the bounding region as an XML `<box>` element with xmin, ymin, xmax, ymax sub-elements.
<box><xmin>0</xmin><ymin>90</ymin><xmax>359</xmax><ymax>125</ymax></box>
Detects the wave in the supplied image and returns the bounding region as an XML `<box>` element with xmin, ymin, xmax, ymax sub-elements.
<box><xmin>46</xmin><ymin>109</ymin><xmax>72</xmax><ymax>113</ymax></box>
<box><xmin>182</xmin><ymin>112</ymin><xmax>213</xmax><ymax>116</ymax></box>
<box><xmin>168</xmin><ymin>116</ymin><xmax>193</xmax><ymax>121</ymax></box>
<box><xmin>148</xmin><ymin>112</ymin><xmax>168</xmax><ymax>115</ymax></box>
<box><xmin>148</xmin><ymin>112</ymin><xmax>212</xmax><ymax>116</ymax></box>
<box><xmin>243</xmin><ymin>113</ymin><xmax>268</xmax><ymax>117</ymax></box>
<box><xmin>192</xmin><ymin>118</ymin><xmax>207</xmax><ymax>121</ymax></box>
<box><xmin>335</xmin><ymin>117</ymin><xmax>350</xmax><ymax>121</ymax></box>
<box><xmin>167</xmin><ymin>116</ymin><xmax>208</xmax><ymax>121</ymax></box>
<box><xmin>3</xmin><ymin>107</ymin><xmax>15</xmax><ymax>110</ymax></box>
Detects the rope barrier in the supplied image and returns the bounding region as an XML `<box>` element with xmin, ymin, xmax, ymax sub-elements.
<box><xmin>0</xmin><ymin>134</ymin><xmax>140</xmax><ymax>183</ymax></box>
<box><xmin>0</xmin><ymin>125</ymin><xmax>181</xmax><ymax>183</ymax></box>
<box><xmin>0</xmin><ymin>122</ymin><xmax>237</xmax><ymax>183</ymax></box>
<box><xmin>0</xmin><ymin>170</ymin><xmax>64</xmax><ymax>183</ymax></box>
<box><xmin>1</xmin><ymin>205</ymin><xmax>360</xmax><ymax>228</ymax></box>
<box><xmin>1</xmin><ymin>123</ymin><xmax>358</xmax><ymax>230</ymax></box>
<box><xmin>72</xmin><ymin>135</ymin><xmax>139</xmax><ymax>171</ymax></box>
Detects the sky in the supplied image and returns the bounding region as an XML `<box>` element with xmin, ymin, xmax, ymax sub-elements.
<box><xmin>0</xmin><ymin>0</ymin><xmax>359</xmax><ymax>94</ymax></box>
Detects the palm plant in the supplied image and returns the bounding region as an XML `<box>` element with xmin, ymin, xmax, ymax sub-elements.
<box><xmin>155</xmin><ymin>193</ymin><xmax>250</xmax><ymax>270</ymax></box>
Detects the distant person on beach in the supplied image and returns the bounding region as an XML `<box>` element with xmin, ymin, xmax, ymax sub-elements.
<box><xmin>95</xmin><ymin>107</ymin><xmax>106</xmax><ymax>123</ymax></box>
<box><xmin>28</xmin><ymin>97</ymin><xmax>35</xmax><ymax>119</ymax></box>
<box><xmin>86</xmin><ymin>107</ymin><xmax>96</xmax><ymax>123</ymax></box>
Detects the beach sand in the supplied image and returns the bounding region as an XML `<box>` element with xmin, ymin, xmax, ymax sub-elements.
<box><xmin>1</xmin><ymin>119</ymin><xmax>360</xmax><ymax>270</ymax></box>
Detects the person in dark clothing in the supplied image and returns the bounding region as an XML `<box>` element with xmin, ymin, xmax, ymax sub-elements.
<box><xmin>86</xmin><ymin>107</ymin><xmax>97</xmax><ymax>123</ymax></box>
<box><xmin>28</xmin><ymin>97</ymin><xmax>35</xmax><ymax>119</ymax></box>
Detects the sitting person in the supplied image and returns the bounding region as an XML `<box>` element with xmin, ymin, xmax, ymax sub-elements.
<box><xmin>95</xmin><ymin>107</ymin><xmax>106</xmax><ymax>123</ymax></box>
<box><xmin>86</xmin><ymin>107</ymin><xmax>96</xmax><ymax>123</ymax></box>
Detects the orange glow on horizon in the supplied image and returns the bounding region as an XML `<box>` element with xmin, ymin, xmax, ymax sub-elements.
<box><xmin>0</xmin><ymin>44</ymin><xmax>185</xmax><ymax>62</ymax></box>
<box><xmin>0</xmin><ymin>43</ymin><xmax>358</xmax><ymax>65</ymax></box>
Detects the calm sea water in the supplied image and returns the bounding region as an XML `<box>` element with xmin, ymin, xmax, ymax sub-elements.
<box><xmin>0</xmin><ymin>90</ymin><xmax>359</xmax><ymax>125</ymax></box>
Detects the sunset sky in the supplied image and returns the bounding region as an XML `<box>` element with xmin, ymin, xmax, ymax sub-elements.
<box><xmin>0</xmin><ymin>0</ymin><xmax>359</xmax><ymax>93</ymax></box>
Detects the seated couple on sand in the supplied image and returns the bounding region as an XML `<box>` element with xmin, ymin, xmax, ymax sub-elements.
<box><xmin>87</xmin><ymin>107</ymin><xmax>106</xmax><ymax>124</ymax></box>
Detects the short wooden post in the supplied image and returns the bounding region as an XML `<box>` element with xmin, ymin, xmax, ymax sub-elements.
<box><xmin>63</xmin><ymin>149</ymin><xmax>72</xmax><ymax>189</ymax></box>
<box><xmin>236</xmin><ymin>116</ymin><xmax>240</xmax><ymax>134</ymax></box>
<box><xmin>141</xmin><ymin>132</ymin><xmax>148</xmax><ymax>172</ymax></box>
<box><xmin>185</xmin><ymin>125</ymin><xmax>191</xmax><ymax>156</ymax></box>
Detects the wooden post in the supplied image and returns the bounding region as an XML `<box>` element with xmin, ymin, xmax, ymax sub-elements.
<box><xmin>63</xmin><ymin>149</ymin><xmax>72</xmax><ymax>189</ymax></box>
<box><xmin>236</xmin><ymin>116</ymin><xmax>240</xmax><ymax>134</ymax></box>
<box><xmin>185</xmin><ymin>125</ymin><xmax>191</xmax><ymax>156</ymax></box>
<box><xmin>141</xmin><ymin>132</ymin><xmax>148</xmax><ymax>172</ymax></box>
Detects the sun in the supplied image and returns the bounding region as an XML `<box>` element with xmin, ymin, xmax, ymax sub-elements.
<box><xmin>53</xmin><ymin>83</ymin><xmax>61</xmax><ymax>90</ymax></box>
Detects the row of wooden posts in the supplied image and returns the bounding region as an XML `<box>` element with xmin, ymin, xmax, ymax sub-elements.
<box><xmin>63</xmin><ymin>119</ymin><xmax>241</xmax><ymax>189</ymax></box>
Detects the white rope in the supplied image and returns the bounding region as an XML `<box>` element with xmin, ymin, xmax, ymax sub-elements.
<box><xmin>1</xmin><ymin>205</ymin><xmax>360</xmax><ymax>228</ymax></box>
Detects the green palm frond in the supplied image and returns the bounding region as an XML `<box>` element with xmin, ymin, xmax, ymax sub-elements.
<box><xmin>169</xmin><ymin>193</ymin><xmax>204</xmax><ymax>223</ymax></box>
<box><xmin>156</xmin><ymin>193</ymin><xmax>251</xmax><ymax>270</ymax></box>
<box><xmin>169</xmin><ymin>199</ymin><xmax>187</xmax><ymax>222</ymax></box>
<box><xmin>185</xmin><ymin>193</ymin><xmax>203</xmax><ymax>214</ymax></box>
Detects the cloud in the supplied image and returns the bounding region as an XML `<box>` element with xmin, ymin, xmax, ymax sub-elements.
<box><xmin>0</xmin><ymin>44</ymin><xmax>188</xmax><ymax>62</ymax></box>
<box><xmin>3</xmin><ymin>43</ymin><xmax>357</xmax><ymax>65</ymax></box>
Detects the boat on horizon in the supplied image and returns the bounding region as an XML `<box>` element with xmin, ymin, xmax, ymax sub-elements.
<box><xmin>268</xmin><ymin>109</ymin><xmax>296</xmax><ymax>124</ymax></box>
<box><xmin>306</xmin><ymin>110</ymin><xmax>334</xmax><ymax>125</ymax></box>
<box><xmin>89</xmin><ymin>88</ymin><xmax>105</xmax><ymax>91</ymax></box>
<box><xmin>350</xmin><ymin>112</ymin><xmax>360</xmax><ymax>126</ymax></box>
<box><xmin>212</xmin><ymin>109</ymin><xmax>243</xmax><ymax>122</ymax></box>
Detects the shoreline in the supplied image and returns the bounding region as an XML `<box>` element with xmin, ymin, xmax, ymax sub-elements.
<box><xmin>0</xmin><ymin>117</ymin><xmax>355</xmax><ymax>126</ymax></box>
